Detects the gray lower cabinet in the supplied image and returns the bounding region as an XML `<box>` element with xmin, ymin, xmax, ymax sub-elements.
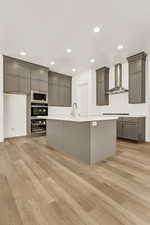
<box><xmin>48</xmin><ymin>72</ymin><xmax>72</xmax><ymax>107</ymax></box>
<box><xmin>96</xmin><ymin>67</ymin><xmax>109</xmax><ymax>106</ymax></box>
<box><xmin>47</xmin><ymin>119</ymin><xmax>116</xmax><ymax>164</ymax></box>
<box><xmin>127</xmin><ymin>52</ymin><xmax>147</xmax><ymax>104</ymax></box>
<box><xmin>117</xmin><ymin>120</ymin><xmax>124</xmax><ymax>138</ymax></box>
<box><xmin>117</xmin><ymin>117</ymin><xmax>145</xmax><ymax>142</ymax></box>
<box><xmin>4</xmin><ymin>56</ymin><xmax>48</xmax><ymax>94</ymax></box>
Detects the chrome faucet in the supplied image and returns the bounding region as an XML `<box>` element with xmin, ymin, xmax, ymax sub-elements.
<box><xmin>71</xmin><ymin>102</ymin><xmax>79</xmax><ymax>117</ymax></box>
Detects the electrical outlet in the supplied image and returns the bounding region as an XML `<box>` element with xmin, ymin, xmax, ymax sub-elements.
<box><xmin>92</xmin><ymin>121</ymin><xmax>97</xmax><ymax>127</ymax></box>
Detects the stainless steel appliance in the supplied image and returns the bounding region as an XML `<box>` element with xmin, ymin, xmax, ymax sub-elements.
<box><xmin>31</xmin><ymin>103</ymin><xmax>48</xmax><ymax>117</ymax></box>
<box><xmin>31</xmin><ymin>91</ymin><xmax>48</xmax><ymax>103</ymax></box>
<box><xmin>31</xmin><ymin>91</ymin><xmax>48</xmax><ymax>136</ymax></box>
<box><xmin>31</xmin><ymin>119</ymin><xmax>46</xmax><ymax>136</ymax></box>
<box><xmin>107</xmin><ymin>64</ymin><xmax>128</xmax><ymax>95</ymax></box>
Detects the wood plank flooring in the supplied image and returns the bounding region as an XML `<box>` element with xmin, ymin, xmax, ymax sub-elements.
<box><xmin>0</xmin><ymin>137</ymin><xmax>150</xmax><ymax>225</ymax></box>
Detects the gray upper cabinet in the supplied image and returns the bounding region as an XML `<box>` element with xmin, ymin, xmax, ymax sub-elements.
<box><xmin>4</xmin><ymin>56</ymin><xmax>31</xmax><ymax>94</ymax></box>
<box><xmin>30</xmin><ymin>65</ymin><xmax>48</xmax><ymax>92</ymax></box>
<box><xmin>4</xmin><ymin>56</ymin><xmax>48</xmax><ymax>94</ymax></box>
<box><xmin>48</xmin><ymin>72</ymin><xmax>72</xmax><ymax>107</ymax></box>
<box><xmin>127</xmin><ymin>52</ymin><xmax>147</xmax><ymax>104</ymax></box>
<box><xmin>96</xmin><ymin>67</ymin><xmax>109</xmax><ymax>106</ymax></box>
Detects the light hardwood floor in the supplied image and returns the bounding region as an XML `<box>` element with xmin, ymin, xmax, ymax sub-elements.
<box><xmin>0</xmin><ymin>136</ymin><xmax>150</xmax><ymax>225</ymax></box>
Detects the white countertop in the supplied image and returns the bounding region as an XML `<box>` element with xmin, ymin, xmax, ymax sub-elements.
<box><xmin>38</xmin><ymin>115</ymin><xmax>118</xmax><ymax>122</ymax></box>
<box><xmin>102</xmin><ymin>114</ymin><xmax>145</xmax><ymax>118</ymax></box>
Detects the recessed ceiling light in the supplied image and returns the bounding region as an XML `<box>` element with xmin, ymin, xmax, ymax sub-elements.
<box><xmin>90</xmin><ymin>59</ymin><xmax>95</xmax><ymax>63</ymax></box>
<box><xmin>20</xmin><ymin>51</ymin><xmax>27</xmax><ymax>56</ymax></box>
<box><xmin>67</xmin><ymin>49</ymin><xmax>72</xmax><ymax>53</ymax></box>
<box><xmin>117</xmin><ymin>45</ymin><xmax>124</xmax><ymax>50</ymax></box>
<box><xmin>93</xmin><ymin>27</ymin><xmax>100</xmax><ymax>33</ymax></box>
<box><xmin>72</xmin><ymin>68</ymin><xmax>76</xmax><ymax>72</ymax></box>
<box><xmin>50</xmin><ymin>61</ymin><xmax>55</xmax><ymax>65</ymax></box>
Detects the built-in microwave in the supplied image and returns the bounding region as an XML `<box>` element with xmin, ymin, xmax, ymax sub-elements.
<box><xmin>31</xmin><ymin>91</ymin><xmax>48</xmax><ymax>103</ymax></box>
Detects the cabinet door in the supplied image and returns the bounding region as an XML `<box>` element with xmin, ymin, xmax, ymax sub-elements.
<box><xmin>129</xmin><ymin>72</ymin><xmax>143</xmax><ymax>104</ymax></box>
<box><xmin>117</xmin><ymin>120</ymin><xmax>123</xmax><ymax>138</ymax></box>
<box><xmin>127</xmin><ymin>52</ymin><xmax>146</xmax><ymax>104</ymax></box>
<box><xmin>30</xmin><ymin>67</ymin><xmax>41</xmax><ymax>80</ymax></box>
<box><xmin>5</xmin><ymin>74</ymin><xmax>19</xmax><ymax>92</ymax></box>
<box><xmin>129</xmin><ymin>60</ymin><xmax>142</xmax><ymax>74</ymax></box>
<box><xmin>39</xmin><ymin>81</ymin><xmax>48</xmax><ymax>92</ymax></box>
<box><xmin>65</xmin><ymin>87</ymin><xmax>72</xmax><ymax>106</ymax></box>
<box><xmin>48</xmin><ymin>73</ymin><xmax>72</xmax><ymax>106</ymax></box>
<box><xmin>58</xmin><ymin>84</ymin><xmax>66</xmax><ymax>106</ymax></box>
<box><xmin>97</xmin><ymin>81</ymin><xmax>105</xmax><ymax>105</ymax></box>
<box><xmin>123</xmin><ymin>122</ymin><xmax>138</xmax><ymax>140</ymax></box>
<box><xmin>31</xmin><ymin>79</ymin><xmax>40</xmax><ymax>91</ymax></box>
<box><xmin>48</xmin><ymin>83</ymin><xmax>59</xmax><ymax>106</ymax></box>
<box><xmin>96</xmin><ymin>68</ymin><xmax>109</xmax><ymax>106</ymax></box>
<box><xmin>19</xmin><ymin>77</ymin><xmax>30</xmax><ymax>93</ymax></box>
<box><xmin>39</xmin><ymin>70</ymin><xmax>48</xmax><ymax>82</ymax></box>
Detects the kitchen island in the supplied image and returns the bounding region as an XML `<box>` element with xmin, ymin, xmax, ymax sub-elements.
<box><xmin>42</xmin><ymin>115</ymin><xmax>117</xmax><ymax>164</ymax></box>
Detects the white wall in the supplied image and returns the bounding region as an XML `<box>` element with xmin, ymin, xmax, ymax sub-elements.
<box><xmin>0</xmin><ymin>55</ymin><xmax>4</xmax><ymax>142</ymax></box>
<box><xmin>72</xmin><ymin>56</ymin><xmax>150</xmax><ymax>141</ymax></box>
<box><xmin>4</xmin><ymin>94</ymin><xmax>27</xmax><ymax>138</ymax></box>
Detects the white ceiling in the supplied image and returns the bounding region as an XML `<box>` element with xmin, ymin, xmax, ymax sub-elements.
<box><xmin>0</xmin><ymin>0</ymin><xmax>150</xmax><ymax>75</ymax></box>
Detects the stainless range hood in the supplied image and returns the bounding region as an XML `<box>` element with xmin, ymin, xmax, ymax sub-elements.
<box><xmin>107</xmin><ymin>63</ymin><xmax>128</xmax><ymax>95</ymax></box>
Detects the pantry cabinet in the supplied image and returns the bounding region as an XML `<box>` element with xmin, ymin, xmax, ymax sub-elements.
<box><xmin>127</xmin><ymin>52</ymin><xmax>147</xmax><ymax>104</ymax></box>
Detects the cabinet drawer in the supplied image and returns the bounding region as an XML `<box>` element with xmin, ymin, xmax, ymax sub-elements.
<box><xmin>122</xmin><ymin>117</ymin><xmax>138</xmax><ymax>123</ymax></box>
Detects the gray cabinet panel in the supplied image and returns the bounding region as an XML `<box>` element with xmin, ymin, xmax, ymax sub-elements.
<box><xmin>39</xmin><ymin>70</ymin><xmax>48</xmax><ymax>82</ymax></box>
<box><xmin>127</xmin><ymin>52</ymin><xmax>147</xmax><ymax>104</ymax></box>
<box><xmin>30</xmin><ymin>66</ymin><xmax>48</xmax><ymax>92</ymax></box>
<box><xmin>19</xmin><ymin>77</ymin><xmax>30</xmax><ymax>93</ymax></box>
<box><xmin>117</xmin><ymin>120</ymin><xmax>123</xmax><ymax>138</ymax></box>
<box><xmin>123</xmin><ymin>122</ymin><xmax>138</xmax><ymax>140</ymax></box>
<box><xmin>30</xmin><ymin>67</ymin><xmax>41</xmax><ymax>80</ymax></box>
<box><xmin>48</xmin><ymin>72</ymin><xmax>72</xmax><ymax>107</ymax></box>
<box><xmin>4</xmin><ymin>55</ymin><xmax>48</xmax><ymax>94</ymax></box>
<box><xmin>47</xmin><ymin>120</ymin><xmax>64</xmax><ymax>150</ymax></box>
<box><xmin>59</xmin><ymin>84</ymin><xmax>66</xmax><ymax>106</ymax></box>
<box><xmin>5</xmin><ymin>74</ymin><xmax>19</xmax><ymax>92</ymax></box>
<box><xmin>65</xmin><ymin>87</ymin><xmax>72</xmax><ymax>106</ymax></box>
<box><xmin>5</xmin><ymin>59</ymin><xmax>30</xmax><ymax>79</ymax></box>
<box><xmin>4</xmin><ymin>56</ymin><xmax>31</xmax><ymax>93</ymax></box>
<box><xmin>39</xmin><ymin>81</ymin><xmax>48</xmax><ymax>92</ymax></box>
<box><xmin>129</xmin><ymin>72</ymin><xmax>143</xmax><ymax>104</ymax></box>
<box><xmin>117</xmin><ymin>117</ymin><xmax>145</xmax><ymax>142</ymax></box>
<box><xmin>31</xmin><ymin>79</ymin><xmax>40</xmax><ymax>91</ymax></box>
<box><xmin>96</xmin><ymin>67</ymin><xmax>109</xmax><ymax>106</ymax></box>
<box><xmin>129</xmin><ymin>60</ymin><xmax>142</xmax><ymax>74</ymax></box>
<box><xmin>48</xmin><ymin>83</ymin><xmax>59</xmax><ymax>106</ymax></box>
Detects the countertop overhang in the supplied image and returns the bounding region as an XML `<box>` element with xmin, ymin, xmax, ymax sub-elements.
<box><xmin>37</xmin><ymin>115</ymin><xmax>118</xmax><ymax>122</ymax></box>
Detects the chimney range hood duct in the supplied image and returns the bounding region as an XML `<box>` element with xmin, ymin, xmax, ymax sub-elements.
<box><xmin>107</xmin><ymin>63</ymin><xmax>128</xmax><ymax>95</ymax></box>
